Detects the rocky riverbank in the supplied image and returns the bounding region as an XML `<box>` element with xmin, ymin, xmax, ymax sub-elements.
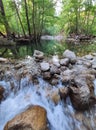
<box><xmin>0</xmin><ymin>49</ymin><xmax>96</xmax><ymax>130</ymax></box>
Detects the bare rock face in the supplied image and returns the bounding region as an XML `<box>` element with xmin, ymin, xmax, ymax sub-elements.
<box><xmin>63</xmin><ymin>50</ymin><xmax>76</xmax><ymax>63</ymax></box>
<box><xmin>0</xmin><ymin>85</ymin><xmax>5</xmax><ymax>101</ymax></box>
<box><xmin>4</xmin><ymin>105</ymin><xmax>49</xmax><ymax>130</ymax></box>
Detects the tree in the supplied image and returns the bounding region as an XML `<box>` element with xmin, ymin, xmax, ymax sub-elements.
<box><xmin>0</xmin><ymin>0</ymin><xmax>11</xmax><ymax>37</ymax></box>
<box><xmin>60</xmin><ymin>0</ymin><xmax>96</xmax><ymax>35</ymax></box>
<box><xmin>24</xmin><ymin>0</ymin><xmax>31</xmax><ymax>37</ymax></box>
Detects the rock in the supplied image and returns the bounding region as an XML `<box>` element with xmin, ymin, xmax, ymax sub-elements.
<box><xmin>61</xmin><ymin>69</ymin><xmax>74</xmax><ymax>83</ymax></box>
<box><xmin>63</xmin><ymin>50</ymin><xmax>76</xmax><ymax>63</ymax></box>
<box><xmin>4</xmin><ymin>105</ymin><xmax>49</xmax><ymax>130</ymax></box>
<box><xmin>50</xmin><ymin>65</ymin><xmax>60</xmax><ymax>75</ymax></box>
<box><xmin>52</xmin><ymin>55</ymin><xmax>60</xmax><ymax>67</ymax></box>
<box><xmin>59</xmin><ymin>87</ymin><xmax>69</xmax><ymax>100</ymax></box>
<box><xmin>61</xmin><ymin>76</ymin><xmax>71</xmax><ymax>83</ymax></box>
<box><xmin>60</xmin><ymin>66</ymin><xmax>67</xmax><ymax>71</ymax></box>
<box><xmin>84</xmin><ymin>55</ymin><xmax>93</xmax><ymax>60</ymax></box>
<box><xmin>51</xmin><ymin>78</ymin><xmax>59</xmax><ymax>85</ymax></box>
<box><xmin>92</xmin><ymin>64</ymin><xmax>96</xmax><ymax>69</ymax></box>
<box><xmin>0</xmin><ymin>86</ymin><xmax>5</xmax><ymax>101</ymax></box>
<box><xmin>60</xmin><ymin>58</ymin><xmax>69</xmax><ymax>66</ymax></box>
<box><xmin>92</xmin><ymin>58</ymin><xmax>96</xmax><ymax>69</ymax></box>
<box><xmin>42</xmin><ymin>72</ymin><xmax>51</xmax><ymax>79</ymax></box>
<box><xmin>83</xmin><ymin>61</ymin><xmax>92</xmax><ymax>68</ymax></box>
<box><xmin>0</xmin><ymin>57</ymin><xmax>8</xmax><ymax>62</ymax></box>
<box><xmin>14</xmin><ymin>63</ymin><xmax>25</xmax><ymax>70</ymax></box>
<box><xmin>76</xmin><ymin>60</ymin><xmax>83</xmax><ymax>65</ymax></box>
<box><xmin>69</xmin><ymin>76</ymin><xmax>96</xmax><ymax>110</ymax></box>
<box><xmin>33</xmin><ymin>50</ymin><xmax>44</xmax><ymax>61</ymax></box>
<box><xmin>50</xmin><ymin>89</ymin><xmax>60</xmax><ymax>105</ymax></box>
<box><xmin>40</xmin><ymin>62</ymin><xmax>50</xmax><ymax>71</ymax></box>
<box><xmin>74</xmin><ymin>112</ymin><xmax>96</xmax><ymax>130</ymax></box>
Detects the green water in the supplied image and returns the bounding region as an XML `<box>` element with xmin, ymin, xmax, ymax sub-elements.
<box><xmin>0</xmin><ymin>40</ymin><xmax>96</xmax><ymax>58</ymax></box>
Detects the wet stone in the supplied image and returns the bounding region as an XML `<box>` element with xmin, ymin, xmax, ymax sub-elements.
<box><xmin>40</xmin><ymin>62</ymin><xmax>50</xmax><ymax>71</ymax></box>
<box><xmin>60</xmin><ymin>58</ymin><xmax>69</xmax><ymax>66</ymax></box>
<box><xmin>63</xmin><ymin>49</ymin><xmax>76</xmax><ymax>63</ymax></box>
<box><xmin>42</xmin><ymin>72</ymin><xmax>51</xmax><ymax>80</ymax></box>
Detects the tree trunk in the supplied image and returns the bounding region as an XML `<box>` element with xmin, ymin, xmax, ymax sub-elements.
<box><xmin>13</xmin><ymin>1</ymin><xmax>26</xmax><ymax>37</ymax></box>
<box><xmin>0</xmin><ymin>0</ymin><xmax>11</xmax><ymax>38</ymax></box>
<box><xmin>24</xmin><ymin>0</ymin><xmax>31</xmax><ymax>37</ymax></box>
<box><xmin>32</xmin><ymin>0</ymin><xmax>37</xmax><ymax>41</ymax></box>
<box><xmin>40</xmin><ymin>0</ymin><xmax>44</xmax><ymax>37</ymax></box>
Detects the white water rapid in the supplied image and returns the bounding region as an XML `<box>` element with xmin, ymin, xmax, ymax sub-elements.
<box><xmin>0</xmin><ymin>78</ymin><xmax>84</xmax><ymax>130</ymax></box>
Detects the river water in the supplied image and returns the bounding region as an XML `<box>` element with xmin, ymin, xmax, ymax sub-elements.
<box><xmin>0</xmin><ymin>39</ymin><xmax>96</xmax><ymax>58</ymax></box>
<box><xmin>0</xmin><ymin>78</ymin><xmax>82</xmax><ymax>130</ymax></box>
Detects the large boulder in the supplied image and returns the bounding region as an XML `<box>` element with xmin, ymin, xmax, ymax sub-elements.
<box><xmin>69</xmin><ymin>76</ymin><xmax>96</xmax><ymax>110</ymax></box>
<box><xmin>4</xmin><ymin>105</ymin><xmax>49</xmax><ymax>130</ymax></box>
<box><xmin>63</xmin><ymin>50</ymin><xmax>76</xmax><ymax>63</ymax></box>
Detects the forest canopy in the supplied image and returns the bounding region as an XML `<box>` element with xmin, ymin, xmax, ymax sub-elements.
<box><xmin>0</xmin><ymin>0</ymin><xmax>96</xmax><ymax>40</ymax></box>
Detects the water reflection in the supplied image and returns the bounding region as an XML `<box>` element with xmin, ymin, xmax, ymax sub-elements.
<box><xmin>0</xmin><ymin>40</ymin><xmax>96</xmax><ymax>58</ymax></box>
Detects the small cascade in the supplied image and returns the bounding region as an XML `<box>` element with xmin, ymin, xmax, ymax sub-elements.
<box><xmin>0</xmin><ymin>78</ymin><xmax>96</xmax><ymax>130</ymax></box>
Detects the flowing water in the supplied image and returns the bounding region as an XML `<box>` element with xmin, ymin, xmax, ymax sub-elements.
<box><xmin>0</xmin><ymin>77</ymin><xmax>82</xmax><ymax>130</ymax></box>
<box><xmin>1</xmin><ymin>77</ymin><xmax>96</xmax><ymax>130</ymax></box>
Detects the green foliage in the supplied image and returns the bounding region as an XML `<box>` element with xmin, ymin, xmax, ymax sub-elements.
<box><xmin>0</xmin><ymin>0</ymin><xmax>96</xmax><ymax>37</ymax></box>
<box><xmin>60</xmin><ymin>0</ymin><xmax>96</xmax><ymax>35</ymax></box>
<box><xmin>0</xmin><ymin>0</ymin><xmax>56</xmax><ymax>36</ymax></box>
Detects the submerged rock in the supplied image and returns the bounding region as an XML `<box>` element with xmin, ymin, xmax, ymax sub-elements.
<box><xmin>4</xmin><ymin>105</ymin><xmax>49</xmax><ymax>130</ymax></box>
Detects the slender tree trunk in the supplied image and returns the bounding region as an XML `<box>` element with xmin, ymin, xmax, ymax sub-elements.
<box><xmin>90</xmin><ymin>12</ymin><xmax>96</xmax><ymax>32</ymax></box>
<box><xmin>0</xmin><ymin>0</ymin><xmax>11</xmax><ymax>38</ymax></box>
<box><xmin>13</xmin><ymin>1</ymin><xmax>26</xmax><ymax>37</ymax></box>
<box><xmin>32</xmin><ymin>0</ymin><xmax>36</xmax><ymax>41</ymax></box>
<box><xmin>24</xmin><ymin>0</ymin><xmax>31</xmax><ymax>37</ymax></box>
<box><xmin>75</xmin><ymin>6</ymin><xmax>79</xmax><ymax>34</ymax></box>
<box><xmin>40</xmin><ymin>0</ymin><xmax>44</xmax><ymax>37</ymax></box>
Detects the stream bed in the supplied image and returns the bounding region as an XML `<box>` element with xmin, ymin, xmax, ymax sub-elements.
<box><xmin>0</xmin><ymin>78</ymin><xmax>96</xmax><ymax>130</ymax></box>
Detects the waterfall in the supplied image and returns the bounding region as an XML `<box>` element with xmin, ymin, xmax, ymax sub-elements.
<box><xmin>0</xmin><ymin>78</ymin><xmax>83</xmax><ymax>130</ymax></box>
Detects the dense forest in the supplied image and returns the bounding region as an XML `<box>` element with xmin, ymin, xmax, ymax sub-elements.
<box><xmin>0</xmin><ymin>0</ymin><xmax>96</xmax><ymax>41</ymax></box>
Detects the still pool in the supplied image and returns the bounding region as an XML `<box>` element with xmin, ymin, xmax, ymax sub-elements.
<box><xmin>0</xmin><ymin>39</ymin><xmax>96</xmax><ymax>58</ymax></box>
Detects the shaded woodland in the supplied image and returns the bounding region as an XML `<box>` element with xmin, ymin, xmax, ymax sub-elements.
<box><xmin>0</xmin><ymin>0</ymin><xmax>96</xmax><ymax>42</ymax></box>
